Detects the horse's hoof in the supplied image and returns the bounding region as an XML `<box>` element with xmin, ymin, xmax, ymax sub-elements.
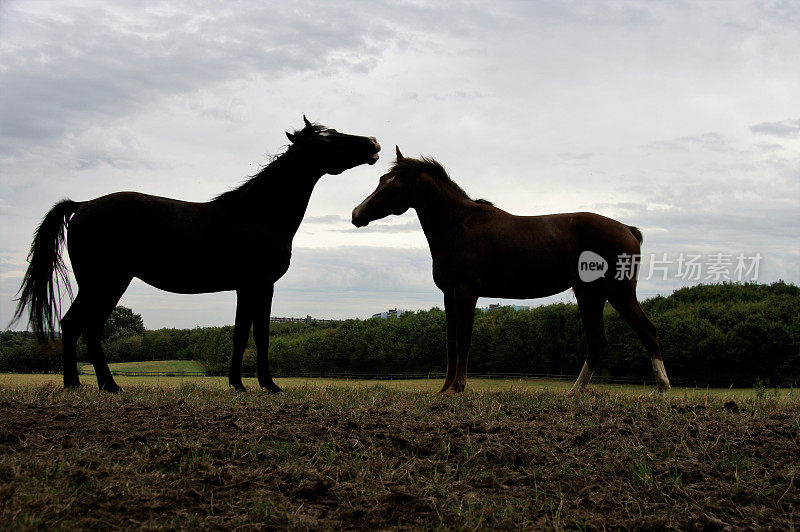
<box><xmin>64</xmin><ymin>381</ymin><xmax>82</xmax><ymax>389</ymax></box>
<box><xmin>101</xmin><ymin>383</ymin><xmax>123</xmax><ymax>394</ymax></box>
<box><xmin>442</xmin><ymin>384</ymin><xmax>465</xmax><ymax>395</ymax></box>
<box><xmin>230</xmin><ymin>384</ymin><xmax>247</xmax><ymax>393</ymax></box>
<box><xmin>258</xmin><ymin>379</ymin><xmax>283</xmax><ymax>394</ymax></box>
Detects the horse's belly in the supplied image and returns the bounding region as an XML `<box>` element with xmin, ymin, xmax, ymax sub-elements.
<box><xmin>481</xmin><ymin>279</ymin><xmax>574</xmax><ymax>300</ymax></box>
<box><xmin>134</xmin><ymin>250</ymin><xmax>289</xmax><ymax>294</ymax></box>
<box><xmin>136</xmin><ymin>272</ymin><xmax>235</xmax><ymax>294</ymax></box>
<box><xmin>478</xmin><ymin>261</ymin><xmax>574</xmax><ymax>299</ymax></box>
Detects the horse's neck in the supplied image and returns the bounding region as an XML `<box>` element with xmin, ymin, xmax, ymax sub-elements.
<box><xmin>274</xmin><ymin>177</ymin><xmax>319</xmax><ymax>237</ymax></box>
<box><xmin>414</xmin><ymin>177</ymin><xmax>473</xmax><ymax>250</ymax></box>
<box><xmin>234</xmin><ymin>152</ymin><xmax>322</xmax><ymax>236</ymax></box>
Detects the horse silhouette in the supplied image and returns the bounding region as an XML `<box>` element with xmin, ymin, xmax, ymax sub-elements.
<box><xmin>12</xmin><ymin>117</ymin><xmax>380</xmax><ymax>392</ymax></box>
<box><xmin>352</xmin><ymin>147</ymin><xmax>670</xmax><ymax>395</ymax></box>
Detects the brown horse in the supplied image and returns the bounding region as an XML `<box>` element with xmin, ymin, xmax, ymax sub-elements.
<box><xmin>352</xmin><ymin>147</ymin><xmax>670</xmax><ymax>395</ymax></box>
<box><xmin>12</xmin><ymin>117</ymin><xmax>380</xmax><ymax>392</ymax></box>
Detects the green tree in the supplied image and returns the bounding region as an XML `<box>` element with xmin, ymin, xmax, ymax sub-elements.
<box><xmin>102</xmin><ymin>306</ymin><xmax>145</xmax><ymax>342</ymax></box>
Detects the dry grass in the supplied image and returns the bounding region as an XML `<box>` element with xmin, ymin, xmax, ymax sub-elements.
<box><xmin>0</xmin><ymin>372</ymin><xmax>780</xmax><ymax>399</ymax></box>
<box><xmin>0</xmin><ymin>382</ymin><xmax>797</xmax><ymax>529</ymax></box>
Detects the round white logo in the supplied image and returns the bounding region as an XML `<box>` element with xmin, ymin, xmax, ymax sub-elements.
<box><xmin>578</xmin><ymin>251</ymin><xmax>608</xmax><ymax>283</ymax></box>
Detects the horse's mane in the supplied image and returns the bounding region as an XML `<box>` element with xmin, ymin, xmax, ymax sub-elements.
<box><xmin>212</xmin><ymin>123</ymin><xmax>330</xmax><ymax>203</ymax></box>
<box><xmin>393</xmin><ymin>156</ymin><xmax>494</xmax><ymax>206</ymax></box>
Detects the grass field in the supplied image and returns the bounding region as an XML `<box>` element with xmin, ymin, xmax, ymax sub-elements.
<box><xmin>77</xmin><ymin>359</ymin><xmax>206</xmax><ymax>374</ymax></box>
<box><xmin>0</xmin><ymin>378</ymin><xmax>797</xmax><ymax>529</ymax></box>
<box><xmin>0</xmin><ymin>370</ymin><xmax>789</xmax><ymax>400</ymax></box>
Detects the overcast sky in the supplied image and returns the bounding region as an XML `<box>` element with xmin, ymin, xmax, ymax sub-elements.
<box><xmin>1</xmin><ymin>0</ymin><xmax>798</xmax><ymax>329</ymax></box>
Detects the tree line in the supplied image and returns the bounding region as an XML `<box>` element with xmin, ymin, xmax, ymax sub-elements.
<box><xmin>1</xmin><ymin>282</ymin><xmax>798</xmax><ymax>387</ymax></box>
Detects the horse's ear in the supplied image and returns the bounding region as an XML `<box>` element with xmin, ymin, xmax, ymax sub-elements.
<box><xmin>395</xmin><ymin>145</ymin><xmax>404</xmax><ymax>160</ymax></box>
<box><xmin>303</xmin><ymin>115</ymin><xmax>312</xmax><ymax>128</ymax></box>
<box><xmin>286</xmin><ymin>131</ymin><xmax>296</xmax><ymax>143</ymax></box>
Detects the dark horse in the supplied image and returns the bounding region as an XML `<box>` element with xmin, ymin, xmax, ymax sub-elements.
<box><xmin>12</xmin><ymin>117</ymin><xmax>380</xmax><ymax>392</ymax></box>
<box><xmin>352</xmin><ymin>147</ymin><xmax>670</xmax><ymax>395</ymax></box>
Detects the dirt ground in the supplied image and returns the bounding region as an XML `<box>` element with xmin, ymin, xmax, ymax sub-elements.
<box><xmin>0</xmin><ymin>382</ymin><xmax>797</xmax><ymax>530</ymax></box>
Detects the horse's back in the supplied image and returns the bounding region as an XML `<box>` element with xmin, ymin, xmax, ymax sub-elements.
<box><xmin>65</xmin><ymin>191</ymin><xmax>287</xmax><ymax>293</ymax></box>
<box><xmin>559</xmin><ymin>211</ymin><xmax>642</xmax><ymax>254</ymax></box>
<box><xmin>504</xmin><ymin>211</ymin><xmax>639</xmax><ymax>248</ymax></box>
<box><xmin>66</xmin><ymin>192</ymin><xmax>222</xmax><ymax>287</ymax></box>
<box><xmin>71</xmin><ymin>191</ymin><xmax>200</xmax><ymax>221</ymax></box>
<box><xmin>68</xmin><ymin>192</ymin><xmax>203</xmax><ymax>249</ymax></box>
<box><xmin>439</xmin><ymin>209</ymin><xmax>643</xmax><ymax>298</ymax></box>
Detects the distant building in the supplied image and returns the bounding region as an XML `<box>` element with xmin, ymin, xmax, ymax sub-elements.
<box><xmin>270</xmin><ymin>315</ymin><xmax>333</xmax><ymax>323</ymax></box>
<box><xmin>371</xmin><ymin>308</ymin><xmax>406</xmax><ymax>319</ymax></box>
<box><xmin>479</xmin><ymin>303</ymin><xmax>531</xmax><ymax>313</ymax></box>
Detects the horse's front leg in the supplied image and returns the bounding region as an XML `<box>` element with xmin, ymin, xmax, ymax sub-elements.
<box><xmin>439</xmin><ymin>291</ymin><xmax>458</xmax><ymax>393</ymax></box>
<box><xmin>449</xmin><ymin>290</ymin><xmax>477</xmax><ymax>394</ymax></box>
<box><xmin>254</xmin><ymin>284</ymin><xmax>282</xmax><ymax>394</ymax></box>
<box><xmin>229</xmin><ymin>290</ymin><xmax>253</xmax><ymax>392</ymax></box>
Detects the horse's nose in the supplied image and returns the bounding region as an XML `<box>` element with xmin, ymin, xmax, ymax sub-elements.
<box><xmin>370</xmin><ymin>137</ymin><xmax>381</xmax><ymax>152</ymax></box>
<box><xmin>352</xmin><ymin>208</ymin><xmax>368</xmax><ymax>227</ymax></box>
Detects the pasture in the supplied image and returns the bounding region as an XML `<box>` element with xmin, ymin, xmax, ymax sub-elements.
<box><xmin>77</xmin><ymin>359</ymin><xmax>206</xmax><ymax>375</ymax></box>
<box><xmin>1</xmin><ymin>370</ymin><xmax>785</xmax><ymax>399</ymax></box>
<box><xmin>0</xmin><ymin>378</ymin><xmax>797</xmax><ymax>529</ymax></box>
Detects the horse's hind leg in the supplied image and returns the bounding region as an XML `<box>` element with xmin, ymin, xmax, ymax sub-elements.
<box><xmin>609</xmin><ymin>289</ymin><xmax>671</xmax><ymax>395</ymax></box>
<box><xmin>568</xmin><ymin>288</ymin><xmax>608</xmax><ymax>396</ymax></box>
<box><xmin>60</xmin><ymin>294</ymin><xmax>83</xmax><ymax>388</ymax></box>
<box><xmin>81</xmin><ymin>279</ymin><xmax>131</xmax><ymax>392</ymax></box>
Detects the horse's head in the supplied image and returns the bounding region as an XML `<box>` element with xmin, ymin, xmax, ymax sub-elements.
<box><xmin>352</xmin><ymin>146</ymin><xmax>416</xmax><ymax>227</ymax></box>
<box><xmin>286</xmin><ymin>116</ymin><xmax>380</xmax><ymax>175</ymax></box>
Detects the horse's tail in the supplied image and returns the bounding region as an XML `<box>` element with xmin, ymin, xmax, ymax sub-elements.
<box><xmin>10</xmin><ymin>199</ymin><xmax>82</xmax><ymax>342</ymax></box>
<box><xmin>627</xmin><ymin>225</ymin><xmax>643</xmax><ymax>246</ymax></box>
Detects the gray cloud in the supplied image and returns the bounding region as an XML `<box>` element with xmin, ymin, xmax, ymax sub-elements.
<box><xmin>559</xmin><ymin>152</ymin><xmax>594</xmax><ymax>162</ymax></box>
<box><xmin>304</xmin><ymin>215</ymin><xmax>350</xmax><ymax>225</ymax></box>
<box><xmin>302</xmin><ymin>215</ymin><xmax>424</xmax><ymax>233</ymax></box>
<box><xmin>749</xmin><ymin>119</ymin><xmax>800</xmax><ymax>139</ymax></box>
<box><xmin>2</xmin><ymin>0</ymin><xmax>799</xmax><ymax>328</ymax></box>
<box><xmin>340</xmin><ymin>220</ymin><xmax>423</xmax><ymax>234</ymax></box>
<box><xmin>0</xmin><ymin>1</ymin><xmax>392</xmax><ymax>157</ymax></box>
<box><xmin>279</xmin><ymin>246</ymin><xmax>432</xmax><ymax>293</ymax></box>
<box><xmin>645</xmin><ymin>132</ymin><xmax>731</xmax><ymax>152</ymax></box>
